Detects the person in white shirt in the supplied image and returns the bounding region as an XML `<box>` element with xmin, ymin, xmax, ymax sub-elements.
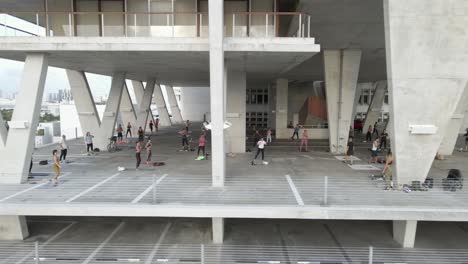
<box><xmin>59</xmin><ymin>135</ymin><xmax>68</xmax><ymax>162</ymax></box>
<box><xmin>251</xmin><ymin>138</ymin><xmax>266</xmax><ymax>165</ymax></box>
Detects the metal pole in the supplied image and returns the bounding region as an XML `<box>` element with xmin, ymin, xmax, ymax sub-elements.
<box><xmin>322</xmin><ymin>176</ymin><xmax>328</xmax><ymax>206</ymax></box>
<box><xmin>152</xmin><ymin>174</ymin><xmax>157</xmax><ymax>204</ymax></box>
<box><xmin>68</xmin><ymin>13</ymin><xmax>72</xmax><ymax>36</ymax></box>
<box><xmin>200</xmin><ymin>14</ymin><xmax>203</xmax><ymax>36</ymax></box>
<box><xmin>200</xmin><ymin>244</ymin><xmax>205</xmax><ymax>264</ymax></box>
<box><xmin>134</xmin><ymin>13</ymin><xmax>137</xmax><ymax>37</ymax></box>
<box><xmin>75</xmin><ymin>127</ymin><xmax>78</xmax><ymax>139</ymax></box>
<box><xmin>308</xmin><ymin>15</ymin><xmax>311</xmax><ymax>38</ymax></box>
<box><xmin>35</xmin><ymin>241</ymin><xmax>40</xmax><ymax>264</ymax></box>
<box><xmin>36</xmin><ymin>13</ymin><xmax>40</xmax><ymax>36</ymax></box>
<box><xmin>368</xmin><ymin>246</ymin><xmax>373</xmax><ymax>264</ymax></box>
<box><xmin>232</xmin><ymin>14</ymin><xmax>235</xmax><ymax>37</ymax></box>
<box><xmin>265</xmin><ymin>14</ymin><xmax>268</xmax><ymax>37</ymax></box>
<box><xmin>101</xmin><ymin>14</ymin><xmax>105</xmax><ymax>37</ymax></box>
<box><xmin>298</xmin><ymin>14</ymin><xmax>302</xmax><ymax>38</ymax></box>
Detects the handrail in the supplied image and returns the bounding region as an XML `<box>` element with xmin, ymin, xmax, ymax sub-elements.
<box><xmin>0</xmin><ymin>11</ymin><xmax>306</xmax><ymax>15</ymax></box>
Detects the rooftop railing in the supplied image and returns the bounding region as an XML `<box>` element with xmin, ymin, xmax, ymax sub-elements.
<box><xmin>0</xmin><ymin>11</ymin><xmax>313</xmax><ymax>38</ymax></box>
<box><xmin>1</xmin><ymin>242</ymin><xmax>468</xmax><ymax>263</ymax></box>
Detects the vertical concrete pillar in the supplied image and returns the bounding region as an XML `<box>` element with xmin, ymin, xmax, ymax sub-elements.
<box><xmin>384</xmin><ymin>0</ymin><xmax>468</xmax><ymax>185</ymax></box>
<box><xmin>212</xmin><ymin>217</ymin><xmax>224</xmax><ymax>244</ymax></box>
<box><xmin>165</xmin><ymin>85</ymin><xmax>184</xmax><ymax>124</ymax></box>
<box><xmin>226</xmin><ymin>70</ymin><xmax>247</xmax><ymax>153</ymax></box>
<box><xmin>133</xmin><ymin>80</ymin><xmax>156</xmax><ymax>132</ymax></box>
<box><xmin>393</xmin><ymin>220</ymin><xmax>417</xmax><ymax>248</ymax></box>
<box><xmin>67</xmin><ymin>70</ymin><xmax>125</xmax><ymax>150</ymax></box>
<box><xmin>0</xmin><ymin>216</ymin><xmax>29</xmax><ymax>240</ymax></box>
<box><xmin>209</xmin><ymin>0</ymin><xmax>225</xmax><ymax>187</ymax></box>
<box><xmin>362</xmin><ymin>81</ymin><xmax>386</xmax><ymax>134</ymax></box>
<box><xmin>119</xmin><ymin>82</ymin><xmax>137</xmax><ymax>133</ymax></box>
<box><xmin>439</xmin><ymin>85</ymin><xmax>468</xmax><ymax>155</ymax></box>
<box><xmin>324</xmin><ymin>49</ymin><xmax>362</xmax><ymax>154</ymax></box>
<box><xmin>153</xmin><ymin>83</ymin><xmax>172</xmax><ymax>127</ymax></box>
<box><xmin>0</xmin><ymin>53</ymin><xmax>48</xmax><ymax>184</ymax></box>
<box><xmin>275</xmin><ymin>79</ymin><xmax>288</xmax><ymax>138</ymax></box>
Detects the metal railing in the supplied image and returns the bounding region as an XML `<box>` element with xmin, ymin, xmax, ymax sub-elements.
<box><xmin>1</xmin><ymin>242</ymin><xmax>468</xmax><ymax>263</ymax></box>
<box><xmin>0</xmin><ymin>11</ymin><xmax>312</xmax><ymax>38</ymax></box>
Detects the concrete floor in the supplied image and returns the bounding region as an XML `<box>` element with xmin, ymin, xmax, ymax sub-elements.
<box><xmin>0</xmin><ymin>124</ymin><xmax>466</xmax><ymax>211</ymax></box>
<box><xmin>1</xmin><ymin>217</ymin><xmax>468</xmax><ymax>263</ymax></box>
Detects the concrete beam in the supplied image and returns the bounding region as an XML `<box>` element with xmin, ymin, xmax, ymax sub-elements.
<box><xmin>209</xmin><ymin>0</ymin><xmax>226</xmax><ymax>187</ymax></box>
<box><xmin>226</xmin><ymin>70</ymin><xmax>247</xmax><ymax>153</ymax></box>
<box><xmin>393</xmin><ymin>220</ymin><xmax>417</xmax><ymax>248</ymax></box>
<box><xmin>0</xmin><ymin>216</ymin><xmax>29</xmax><ymax>240</ymax></box>
<box><xmin>153</xmin><ymin>83</ymin><xmax>172</xmax><ymax>127</ymax></box>
<box><xmin>362</xmin><ymin>81</ymin><xmax>386</xmax><ymax>134</ymax></box>
<box><xmin>212</xmin><ymin>217</ymin><xmax>224</xmax><ymax>244</ymax></box>
<box><xmin>384</xmin><ymin>0</ymin><xmax>468</xmax><ymax>185</ymax></box>
<box><xmin>0</xmin><ymin>53</ymin><xmax>48</xmax><ymax>184</ymax></box>
<box><xmin>165</xmin><ymin>85</ymin><xmax>184</xmax><ymax>124</ymax></box>
<box><xmin>67</xmin><ymin>70</ymin><xmax>125</xmax><ymax>150</ymax></box>
<box><xmin>324</xmin><ymin>49</ymin><xmax>362</xmax><ymax>154</ymax></box>
<box><xmin>275</xmin><ymin>79</ymin><xmax>289</xmax><ymax>138</ymax></box>
<box><xmin>439</xmin><ymin>84</ymin><xmax>468</xmax><ymax>155</ymax></box>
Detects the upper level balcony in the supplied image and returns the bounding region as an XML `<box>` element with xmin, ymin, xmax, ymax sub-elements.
<box><xmin>0</xmin><ymin>11</ymin><xmax>312</xmax><ymax>39</ymax></box>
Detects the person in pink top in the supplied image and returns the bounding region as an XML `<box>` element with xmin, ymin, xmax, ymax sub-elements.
<box><xmin>299</xmin><ymin>129</ymin><xmax>309</xmax><ymax>152</ymax></box>
<box><xmin>197</xmin><ymin>134</ymin><xmax>206</xmax><ymax>157</ymax></box>
<box><xmin>266</xmin><ymin>128</ymin><xmax>272</xmax><ymax>145</ymax></box>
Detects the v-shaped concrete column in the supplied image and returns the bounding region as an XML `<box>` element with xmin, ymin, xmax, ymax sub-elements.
<box><xmin>153</xmin><ymin>84</ymin><xmax>172</xmax><ymax>127</ymax></box>
<box><xmin>362</xmin><ymin>81</ymin><xmax>386</xmax><ymax>133</ymax></box>
<box><xmin>384</xmin><ymin>0</ymin><xmax>468</xmax><ymax>185</ymax></box>
<box><xmin>324</xmin><ymin>49</ymin><xmax>362</xmax><ymax>154</ymax></box>
<box><xmin>165</xmin><ymin>85</ymin><xmax>184</xmax><ymax>124</ymax></box>
<box><xmin>119</xmin><ymin>82</ymin><xmax>137</xmax><ymax>134</ymax></box>
<box><xmin>0</xmin><ymin>54</ymin><xmax>48</xmax><ymax>184</ymax></box>
<box><xmin>133</xmin><ymin>80</ymin><xmax>156</xmax><ymax>131</ymax></box>
<box><xmin>67</xmin><ymin>70</ymin><xmax>125</xmax><ymax>150</ymax></box>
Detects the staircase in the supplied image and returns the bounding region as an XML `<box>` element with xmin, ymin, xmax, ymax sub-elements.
<box><xmin>299</xmin><ymin>96</ymin><xmax>328</xmax><ymax>126</ymax></box>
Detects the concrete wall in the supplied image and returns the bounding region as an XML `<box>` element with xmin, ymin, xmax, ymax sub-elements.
<box><xmin>179</xmin><ymin>87</ymin><xmax>210</xmax><ymax>122</ymax></box>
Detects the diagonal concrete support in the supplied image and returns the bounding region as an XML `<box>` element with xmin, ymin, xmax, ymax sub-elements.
<box><xmin>67</xmin><ymin>70</ymin><xmax>125</xmax><ymax>150</ymax></box>
<box><xmin>439</xmin><ymin>85</ymin><xmax>468</xmax><ymax>155</ymax></box>
<box><xmin>324</xmin><ymin>49</ymin><xmax>362</xmax><ymax>154</ymax></box>
<box><xmin>119</xmin><ymin>82</ymin><xmax>137</xmax><ymax>134</ymax></box>
<box><xmin>165</xmin><ymin>85</ymin><xmax>184</xmax><ymax>124</ymax></box>
<box><xmin>393</xmin><ymin>220</ymin><xmax>417</xmax><ymax>248</ymax></box>
<box><xmin>153</xmin><ymin>83</ymin><xmax>172</xmax><ymax>127</ymax></box>
<box><xmin>384</xmin><ymin>0</ymin><xmax>468</xmax><ymax>185</ymax></box>
<box><xmin>133</xmin><ymin>80</ymin><xmax>156</xmax><ymax>132</ymax></box>
<box><xmin>0</xmin><ymin>53</ymin><xmax>48</xmax><ymax>184</ymax></box>
<box><xmin>362</xmin><ymin>81</ymin><xmax>387</xmax><ymax>134</ymax></box>
<box><xmin>209</xmin><ymin>0</ymin><xmax>226</xmax><ymax>187</ymax></box>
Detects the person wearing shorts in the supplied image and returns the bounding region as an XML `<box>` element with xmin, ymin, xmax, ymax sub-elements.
<box><xmin>116</xmin><ymin>124</ymin><xmax>123</xmax><ymax>143</ymax></box>
<box><xmin>145</xmin><ymin>137</ymin><xmax>152</xmax><ymax>164</ymax></box>
<box><xmin>84</xmin><ymin>132</ymin><xmax>94</xmax><ymax>154</ymax></box>
<box><xmin>135</xmin><ymin>141</ymin><xmax>142</xmax><ymax>170</ymax></box>
<box><xmin>51</xmin><ymin>149</ymin><xmax>61</xmax><ymax>185</ymax></box>
<box><xmin>369</xmin><ymin>139</ymin><xmax>379</xmax><ymax>163</ymax></box>
<box><xmin>126</xmin><ymin>122</ymin><xmax>132</xmax><ymax>138</ymax></box>
<box><xmin>299</xmin><ymin>129</ymin><xmax>309</xmax><ymax>152</ymax></box>
<box><xmin>197</xmin><ymin>134</ymin><xmax>206</xmax><ymax>157</ymax></box>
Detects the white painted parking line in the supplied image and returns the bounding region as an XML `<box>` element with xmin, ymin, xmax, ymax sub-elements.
<box><xmin>285</xmin><ymin>175</ymin><xmax>304</xmax><ymax>206</ymax></box>
<box><xmin>131</xmin><ymin>174</ymin><xmax>168</xmax><ymax>204</ymax></box>
<box><xmin>82</xmin><ymin>222</ymin><xmax>126</xmax><ymax>264</ymax></box>
<box><xmin>65</xmin><ymin>173</ymin><xmax>120</xmax><ymax>203</ymax></box>
<box><xmin>0</xmin><ymin>172</ymin><xmax>71</xmax><ymax>203</ymax></box>
<box><xmin>145</xmin><ymin>222</ymin><xmax>172</xmax><ymax>264</ymax></box>
<box><xmin>15</xmin><ymin>221</ymin><xmax>77</xmax><ymax>264</ymax></box>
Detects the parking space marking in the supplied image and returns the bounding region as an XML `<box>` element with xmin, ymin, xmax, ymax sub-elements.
<box><xmin>285</xmin><ymin>175</ymin><xmax>304</xmax><ymax>206</ymax></box>
<box><xmin>131</xmin><ymin>174</ymin><xmax>168</xmax><ymax>204</ymax></box>
<box><xmin>65</xmin><ymin>173</ymin><xmax>120</xmax><ymax>203</ymax></box>
<box><xmin>145</xmin><ymin>222</ymin><xmax>172</xmax><ymax>264</ymax></box>
<box><xmin>0</xmin><ymin>172</ymin><xmax>71</xmax><ymax>202</ymax></box>
<box><xmin>82</xmin><ymin>222</ymin><xmax>126</xmax><ymax>264</ymax></box>
<box><xmin>15</xmin><ymin>221</ymin><xmax>77</xmax><ymax>264</ymax></box>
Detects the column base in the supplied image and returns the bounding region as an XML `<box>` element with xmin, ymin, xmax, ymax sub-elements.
<box><xmin>393</xmin><ymin>220</ymin><xmax>417</xmax><ymax>248</ymax></box>
<box><xmin>0</xmin><ymin>216</ymin><xmax>29</xmax><ymax>240</ymax></box>
<box><xmin>212</xmin><ymin>217</ymin><xmax>224</xmax><ymax>244</ymax></box>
